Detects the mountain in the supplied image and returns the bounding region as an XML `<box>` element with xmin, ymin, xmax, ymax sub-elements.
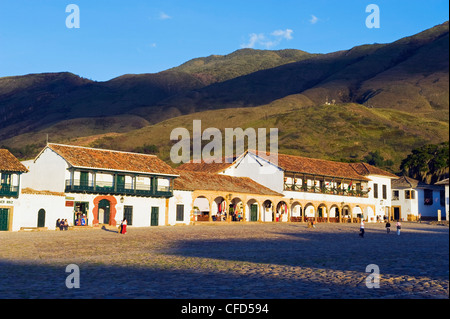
<box><xmin>157</xmin><ymin>21</ymin><xmax>449</xmax><ymax>115</ymax></box>
<box><xmin>0</xmin><ymin>21</ymin><xmax>448</xmax><ymax>170</ymax></box>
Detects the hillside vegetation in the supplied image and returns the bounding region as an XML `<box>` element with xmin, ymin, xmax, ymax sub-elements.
<box><xmin>0</xmin><ymin>22</ymin><xmax>448</xmax><ymax>174</ymax></box>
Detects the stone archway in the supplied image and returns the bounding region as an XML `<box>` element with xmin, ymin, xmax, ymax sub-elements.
<box><xmin>93</xmin><ymin>195</ymin><xmax>117</xmax><ymax>226</ymax></box>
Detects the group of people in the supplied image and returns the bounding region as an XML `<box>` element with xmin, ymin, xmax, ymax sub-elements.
<box><xmin>359</xmin><ymin>220</ymin><xmax>402</xmax><ymax>237</ymax></box>
<box><xmin>56</xmin><ymin>218</ymin><xmax>69</xmax><ymax>231</ymax></box>
<box><xmin>75</xmin><ymin>213</ymin><xmax>87</xmax><ymax>226</ymax></box>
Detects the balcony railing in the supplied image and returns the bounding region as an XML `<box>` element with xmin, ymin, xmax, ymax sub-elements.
<box><xmin>283</xmin><ymin>183</ymin><xmax>370</xmax><ymax>198</ymax></box>
<box><xmin>0</xmin><ymin>184</ymin><xmax>19</xmax><ymax>198</ymax></box>
<box><xmin>65</xmin><ymin>179</ymin><xmax>173</xmax><ymax>197</ymax></box>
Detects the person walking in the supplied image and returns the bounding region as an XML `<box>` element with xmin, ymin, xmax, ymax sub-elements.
<box><xmin>396</xmin><ymin>220</ymin><xmax>402</xmax><ymax>236</ymax></box>
<box><xmin>120</xmin><ymin>219</ymin><xmax>127</xmax><ymax>234</ymax></box>
<box><xmin>359</xmin><ymin>220</ymin><xmax>365</xmax><ymax>238</ymax></box>
<box><xmin>386</xmin><ymin>221</ymin><xmax>391</xmax><ymax>234</ymax></box>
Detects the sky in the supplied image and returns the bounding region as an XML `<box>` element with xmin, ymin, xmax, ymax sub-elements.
<box><xmin>0</xmin><ymin>0</ymin><xmax>448</xmax><ymax>82</ymax></box>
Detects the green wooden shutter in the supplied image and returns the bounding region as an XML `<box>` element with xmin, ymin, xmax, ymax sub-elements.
<box><xmin>151</xmin><ymin>207</ymin><xmax>159</xmax><ymax>226</ymax></box>
<box><xmin>37</xmin><ymin>209</ymin><xmax>46</xmax><ymax>228</ymax></box>
<box><xmin>0</xmin><ymin>208</ymin><xmax>9</xmax><ymax>231</ymax></box>
<box><xmin>251</xmin><ymin>204</ymin><xmax>258</xmax><ymax>222</ymax></box>
<box><xmin>124</xmin><ymin>206</ymin><xmax>133</xmax><ymax>225</ymax></box>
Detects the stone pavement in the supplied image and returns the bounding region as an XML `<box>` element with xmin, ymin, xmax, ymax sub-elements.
<box><xmin>0</xmin><ymin>222</ymin><xmax>448</xmax><ymax>299</ymax></box>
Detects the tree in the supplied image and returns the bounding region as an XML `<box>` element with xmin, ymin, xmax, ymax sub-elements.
<box><xmin>400</xmin><ymin>142</ymin><xmax>449</xmax><ymax>184</ymax></box>
<box><xmin>363</xmin><ymin>151</ymin><xmax>394</xmax><ymax>168</ymax></box>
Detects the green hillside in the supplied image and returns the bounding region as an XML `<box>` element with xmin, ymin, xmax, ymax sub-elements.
<box><xmin>0</xmin><ymin>22</ymin><xmax>448</xmax><ymax>171</ymax></box>
<box><xmin>58</xmin><ymin>96</ymin><xmax>449</xmax><ymax>172</ymax></box>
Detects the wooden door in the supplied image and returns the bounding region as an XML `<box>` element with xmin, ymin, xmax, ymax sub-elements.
<box><xmin>99</xmin><ymin>199</ymin><xmax>110</xmax><ymax>224</ymax></box>
<box><xmin>37</xmin><ymin>209</ymin><xmax>46</xmax><ymax>228</ymax></box>
<box><xmin>251</xmin><ymin>204</ymin><xmax>258</xmax><ymax>222</ymax></box>
<box><xmin>151</xmin><ymin>207</ymin><xmax>159</xmax><ymax>226</ymax></box>
<box><xmin>0</xmin><ymin>208</ymin><xmax>9</xmax><ymax>231</ymax></box>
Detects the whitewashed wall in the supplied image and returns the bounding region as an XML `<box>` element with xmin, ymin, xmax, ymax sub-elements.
<box><xmin>21</xmin><ymin>148</ymin><xmax>68</xmax><ymax>192</ymax></box>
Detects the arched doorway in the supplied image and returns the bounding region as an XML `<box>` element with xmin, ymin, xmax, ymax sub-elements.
<box><xmin>98</xmin><ymin>199</ymin><xmax>110</xmax><ymax>224</ymax></box>
<box><xmin>304</xmin><ymin>204</ymin><xmax>316</xmax><ymax>222</ymax></box>
<box><xmin>230</xmin><ymin>198</ymin><xmax>243</xmax><ymax>222</ymax></box>
<box><xmin>318</xmin><ymin>204</ymin><xmax>328</xmax><ymax>222</ymax></box>
<box><xmin>37</xmin><ymin>209</ymin><xmax>46</xmax><ymax>228</ymax></box>
<box><xmin>276</xmin><ymin>201</ymin><xmax>288</xmax><ymax>222</ymax></box>
<box><xmin>290</xmin><ymin>202</ymin><xmax>302</xmax><ymax>222</ymax></box>
<box><xmin>247</xmin><ymin>199</ymin><xmax>259</xmax><ymax>222</ymax></box>
<box><xmin>213</xmin><ymin>196</ymin><xmax>227</xmax><ymax>222</ymax></box>
<box><xmin>330</xmin><ymin>205</ymin><xmax>339</xmax><ymax>223</ymax></box>
<box><xmin>193</xmin><ymin>196</ymin><xmax>210</xmax><ymax>221</ymax></box>
<box><xmin>262</xmin><ymin>200</ymin><xmax>274</xmax><ymax>222</ymax></box>
<box><xmin>93</xmin><ymin>195</ymin><xmax>117</xmax><ymax>226</ymax></box>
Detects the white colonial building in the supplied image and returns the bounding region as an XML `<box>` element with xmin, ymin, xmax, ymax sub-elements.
<box><xmin>19</xmin><ymin>143</ymin><xmax>180</xmax><ymax>230</ymax></box>
<box><xmin>178</xmin><ymin>150</ymin><xmax>399</xmax><ymax>223</ymax></box>
<box><xmin>391</xmin><ymin>176</ymin><xmax>447</xmax><ymax>221</ymax></box>
<box><xmin>2</xmin><ymin>144</ymin><xmax>405</xmax><ymax>231</ymax></box>
<box><xmin>0</xmin><ymin>149</ymin><xmax>28</xmax><ymax>231</ymax></box>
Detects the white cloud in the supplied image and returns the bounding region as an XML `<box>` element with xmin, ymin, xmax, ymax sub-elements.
<box><xmin>271</xmin><ymin>29</ymin><xmax>294</xmax><ymax>40</ymax></box>
<box><xmin>159</xmin><ymin>12</ymin><xmax>172</xmax><ymax>20</ymax></box>
<box><xmin>310</xmin><ymin>15</ymin><xmax>319</xmax><ymax>24</ymax></box>
<box><xmin>241</xmin><ymin>29</ymin><xmax>294</xmax><ymax>49</ymax></box>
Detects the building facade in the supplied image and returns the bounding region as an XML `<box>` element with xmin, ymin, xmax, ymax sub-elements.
<box><xmin>391</xmin><ymin>176</ymin><xmax>447</xmax><ymax>221</ymax></box>
<box><xmin>179</xmin><ymin>150</ymin><xmax>399</xmax><ymax>223</ymax></box>
<box><xmin>0</xmin><ymin>149</ymin><xmax>28</xmax><ymax>231</ymax></box>
<box><xmin>19</xmin><ymin>143</ymin><xmax>180</xmax><ymax>231</ymax></box>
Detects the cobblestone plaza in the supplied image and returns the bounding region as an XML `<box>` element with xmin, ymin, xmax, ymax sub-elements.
<box><xmin>0</xmin><ymin>222</ymin><xmax>448</xmax><ymax>299</ymax></box>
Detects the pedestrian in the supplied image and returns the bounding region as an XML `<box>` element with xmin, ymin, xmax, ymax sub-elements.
<box><xmin>418</xmin><ymin>213</ymin><xmax>422</xmax><ymax>223</ymax></box>
<box><xmin>359</xmin><ymin>220</ymin><xmax>365</xmax><ymax>238</ymax></box>
<box><xmin>120</xmin><ymin>219</ymin><xmax>127</xmax><ymax>234</ymax></box>
<box><xmin>386</xmin><ymin>221</ymin><xmax>391</xmax><ymax>234</ymax></box>
<box><xmin>59</xmin><ymin>218</ymin><xmax>65</xmax><ymax>231</ymax></box>
<box><xmin>56</xmin><ymin>219</ymin><xmax>61</xmax><ymax>231</ymax></box>
<box><xmin>118</xmin><ymin>220</ymin><xmax>123</xmax><ymax>234</ymax></box>
<box><xmin>396</xmin><ymin>220</ymin><xmax>402</xmax><ymax>236</ymax></box>
<box><xmin>64</xmin><ymin>219</ymin><xmax>69</xmax><ymax>231</ymax></box>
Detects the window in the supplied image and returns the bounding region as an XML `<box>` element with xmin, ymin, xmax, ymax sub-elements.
<box><xmin>374</xmin><ymin>183</ymin><xmax>378</xmax><ymax>198</ymax></box>
<box><xmin>382</xmin><ymin>185</ymin><xmax>387</xmax><ymax>199</ymax></box>
<box><xmin>424</xmin><ymin>189</ymin><xmax>433</xmax><ymax>206</ymax></box>
<box><xmin>1</xmin><ymin>173</ymin><xmax>11</xmax><ymax>185</ymax></box>
<box><xmin>80</xmin><ymin>171</ymin><xmax>89</xmax><ymax>187</ymax></box>
<box><xmin>176</xmin><ymin>204</ymin><xmax>184</xmax><ymax>221</ymax></box>
<box><xmin>124</xmin><ymin>206</ymin><xmax>133</xmax><ymax>225</ymax></box>
<box><xmin>392</xmin><ymin>190</ymin><xmax>399</xmax><ymax>201</ymax></box>
<box><xmin>405</xmin><ymin>190</ymin><xmax>415</xmax><ymax>200</ymax></box>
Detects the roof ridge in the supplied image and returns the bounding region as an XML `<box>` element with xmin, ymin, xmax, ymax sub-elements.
<box><xmin>48</xmin><ymin>143</ymin><xmax>157</xmax><ymax>158</ymax></box>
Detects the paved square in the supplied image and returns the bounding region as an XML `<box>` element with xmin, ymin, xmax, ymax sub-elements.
<box><xmin>0</xmin><ymin>222</ymin><xmax>448</xmax><ymax>299</ymax></box>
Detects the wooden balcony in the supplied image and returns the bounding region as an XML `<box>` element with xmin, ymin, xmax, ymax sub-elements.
<box><xmin>65</xmin><ymin>179</ymin><xmax>173</xmax><ymax>198</ymax></box>
<box><xmin>0</xmin><ymin>184</ymin><xmax>19</xmax><ymax>198</ymax></box>
<box><xmin>283</xmin><ymin>183</ymin><xmax>369</xmax><ymax>198</ymax></box>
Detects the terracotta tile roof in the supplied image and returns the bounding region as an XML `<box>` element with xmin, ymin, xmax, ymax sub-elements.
<box><xmin>392</xmin><ymin>176</ymin><xmax>419</xmax><ymax>188</ymax></box>
<box><xmin>174</xmin><ymin>170</ymin><xmax>283</xmax><ymax>196</ymax></box>
<box><xmin>349</xmin><ymin>162</ymin><xmax>398</xmax><ymax>179</ymax></box>
<box><xmin>45</xmin><ymin>144</ymin><xmax>178</xmax><ymax>176</ymax></box>
<box><xmin>250</xmin><ymin>150</ymin><xmax>398</xmax><ymax>180</ymax></box>
<box><xmin>0</xmin><ymin>149</ymin><xmax>28</xmax><ymax>173</ymax></box>
<box><xmin>177</xmin><ymin>156</ymin><xmax>236</xmax><ymax>174</ymax></box>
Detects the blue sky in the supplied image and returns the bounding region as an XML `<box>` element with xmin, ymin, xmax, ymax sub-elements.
<box><xmin>0</xmin><ymin>0</ymin><xmax>448</xmax><ymax>81</ymax></box>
